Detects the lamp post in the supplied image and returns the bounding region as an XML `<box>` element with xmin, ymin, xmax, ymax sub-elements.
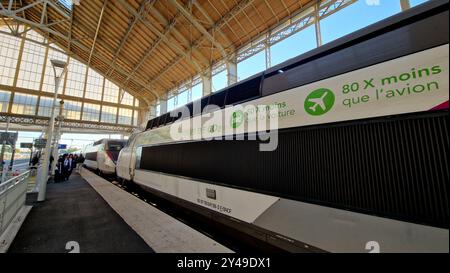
<box><xmin>37</xmin><ymin>59</ymin><xmax>68</xmax><ymax>202</ymax></box>
<box><xmin>50</xmin><ymin>100</ymin><xmax>65</xmax><ymax>175</ymax></box>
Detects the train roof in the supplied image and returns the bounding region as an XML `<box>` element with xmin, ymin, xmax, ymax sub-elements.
<box><xmin>145</xmin><ymin>0</ymin><xmax>448</xmax><ymax>132</ymax></box>
<box><xmin>92</xmin><ymin>139</ymin><xmax>127</xmax><ymax>146</ymax></box>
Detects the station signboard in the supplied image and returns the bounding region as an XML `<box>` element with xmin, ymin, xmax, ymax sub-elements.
<box><xmin>20</xmin><ymin>143</ymin><xmax>33</xmax><ymax>149</ymax></box>
<box><xmin>34</xmin><ymin>138</ymin><xmax>47</xmax><ymax>149</ymax></box>
<box><xmin>58</xmin><ymin>144</ymin><xmax>67</xmax><ymax>150</ymax></box>
<box><xmin>0</xmin><ymin>132</ymin><xmax>18</xmax><ymax>145</ymax></box>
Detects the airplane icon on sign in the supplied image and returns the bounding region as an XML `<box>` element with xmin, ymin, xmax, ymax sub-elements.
<box><xmin>304</xmin><ymin>88</ymin><xmax>335</xmax><ymax>116</ymax></box>
<box><xmin>307</xmin><ymin>91</ymin><xmax>330</xmax><ymax>113</ymax></box>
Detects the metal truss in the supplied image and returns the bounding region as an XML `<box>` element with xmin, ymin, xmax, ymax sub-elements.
<box><xmin>203</xmin><ymin>0</ymin><xmax>356</xmax><ymax>78</ymax></box>
<box><xmin>236</xmin><ymin>0</ymin><xmax>356</xmax><ymax>64</ymax></box>
<box><xmin>168</xmin><ymin>0</ymin><xmax>227</xmax><ymax>58</ymax></box>
<box><xmin>1</xmin><ymin>0</ymin><xmax>357</xmax><ymax>108</ymax></box>
<box><xmin>237</xmin><ymin>12</ymin><xmax>314</xmax><ymax>62</ymax></box>
<box><xmin>318</xmin><ymin>0</ymin><xmax>357</xmax><ymax>19</ymax></box>
<box><xmin>212</xmin><ymin>62</ymin><xmax>227</xmax><ymax>77</ymax></box>
<box><xmin>0</xmin><ymin>113</ymin><xmax>136</xmax><ymax>133</ymax></box>
<box><xmin>116</xmin><ymin>0</ymin><xmax>205</xmax><ymax>79</ymax></box>
<box><xmin>146</xmin><ymin>0</ymin><xmax>256</xmax><ymax>89</ymax></box>
<box><xmin>165</xmin><ymin>73</ymin><xmax>203</xmax><ymax>100</ymax></box>
<box><xmin>158</xmin><ymin>0</ymin><xmax>358</xmax><ymax>105</ymax></box>
<box><xmin>117</xmin><ymin>0</ymin><xmax>218</xmax><ymax>93</ymax></box>
<box><xmin>0</xmin><ymin>0</ymin><xmax>159</xmax><ymax>101</ymax></box>
<box><xmin>0</xmin><ymin>0</ymin><xmax>71</xmax><ymax>36</ymax></box>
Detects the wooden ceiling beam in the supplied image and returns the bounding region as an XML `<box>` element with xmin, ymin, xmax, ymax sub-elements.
<box><xmin>105</xmin><ymin>0</ymin><xmax>157</xmax><ymax>76</ymax></box>
<box><xmin>148</xmin><ymin>0</ymin><xmax>256</xmax><ymax>89</ymax></box>
<box><xmin>168</xmin><ymin>0</ymin><xmax>227</xmax><ymax>58</ymax></box>
<box><xmin>147</xmin><ymin>1</ymin><xmax>209</xmax><ymax>65</ymax></box>
<box><xmin>116</xmin><ymin>0</ymin><xmax>204</xmax><ymax>74</ymax></box>
<box><xmin>192</xmin><ymin>0</ymin><xmax>233</xmax><ymax>48</ymax></box>
<box><xmin>87</xmin><ymin>0</ymin><xmax>107</xmax><ymax>67</ymax></box>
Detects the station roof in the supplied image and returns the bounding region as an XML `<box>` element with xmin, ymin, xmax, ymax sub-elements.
<box><xmin>11</xmin><ymin>0</ymin><xmax>314</xmax><ymax>104</ymax></box>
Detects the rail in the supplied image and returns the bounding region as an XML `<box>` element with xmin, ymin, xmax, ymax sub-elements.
<box><xmin>0</xmin><ymin>171</ymin><xmax>30</xmax><ymax>236</ymax></box>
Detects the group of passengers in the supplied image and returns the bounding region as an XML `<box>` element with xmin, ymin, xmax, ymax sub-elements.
<box><xmin>55</xmin><ymin>154</ymin><xmax>84</xmax><ymax>182</ymax></box>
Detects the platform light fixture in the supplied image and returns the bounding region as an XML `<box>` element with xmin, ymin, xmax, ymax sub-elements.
<box><xmin>37</xmin><ymin>59</ymin><xmax>68</xmax><ymax>202</ymax></box>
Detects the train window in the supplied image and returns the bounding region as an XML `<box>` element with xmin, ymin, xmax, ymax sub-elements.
<box><xmin>226</xmin><ymin>77</ymin><xmax>261</xmax><ymax>105</ymax></box>
<box><xmin>107</xmin><ymin>141</ymin><xmax>125</xmax><ymax>151</ymax></box>
<box><xmin>154</xmin><ymin>116</ymin><xmax>161</xmax><ymax>127</ymax></box>
<box><xmin>189</xmin><ymin>97</ymin><xmax>206</xmax><ymax>117</ymax></box>
<box><xmin>201</xmin><ymin>97</ymin><xmax>210</xmax><ymax>111</ymax></box>
<box><xmin>167</xmin><ymin>111</ymin><xmax>179</xmax><ymax>124</ymax></box>
<box><xmin>93</xmin><ymin>140</ymin><xmax>103</xmax><ymax>146</ymax></box>
<box><xmin>163</xmin><ymin>112</ymin><xmax>172</xmax><ymax>125</ymax></box>
<box><xmin>171</xmin><ymin>113</ymin><xmax>177</xmax><ymax>124</ymax></box>
<box><xmin>166</xmin><ymin>113</ymin><xmax>173</xmax><ymax>126</ymax></box>
<box><xmin>150</xmin><ymin>117</ymin><xmax>157</xmax><ymax>128</ymax></box>
<box><xmin>160</xmin><ymin>113</ymin><xmax>169</xmax><ymax>126</ymax></box>
<box><xmin>198</xmin><ymin>97</ymin><xmax>211</xmax><ymax>116</ymax></box>
<box><xmin>125</xmin><ymin>135</ymin><xmax>135</xmax><ymax>147</ymax></box>
<box><xmin>171</xmin><ymin>105</ymin><xmax>191</xmax><ymax>123</ymax></box>
<box><xmin>135</xmin><ymin>146</ymin><xmax>142</xmax><ymax>169</ymax></box>
<box><xmin>152</xmin><ymin>117</ymin><xmax>159</xmax><ymax>128</ymax></box>
<box><xmin>208</xmin><ymin>91</ymin><xmax>227</xmax><ymax>109</ymax></box>
<box><xmin>166</xmin><ymin>112</ymin><xmax>174</xmax><ymax>125</ymax></box>
<box><xmin>147</xmin><ymin>118</ymin><xmax>157</xmax><ymax>130</ymax></box>
<box><xmin>185</xmin><ymin>103</ymin><xmax>193</xmax><ymax>119</ymax></box>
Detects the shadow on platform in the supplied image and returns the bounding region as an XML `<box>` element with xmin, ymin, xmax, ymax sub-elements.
<box><xmin>8</xmin><ymin>174</ymin><xmax>154</xmax><ymax>253</ymax></box>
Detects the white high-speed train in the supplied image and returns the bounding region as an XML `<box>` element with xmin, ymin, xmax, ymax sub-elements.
<box><xmin>84</xmin><ymin>139</ymin><xmax>126</xmax><ymax>175</ymax></box>
<box><xmin>116</xmin><ymin>1</ymin><xmax>449</xmax><ymax>253</ymax></box>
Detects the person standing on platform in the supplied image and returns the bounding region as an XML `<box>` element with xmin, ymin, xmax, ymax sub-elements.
<box><xmin>31</xmin><ymin>154</ymin><xmax>39</xmax><ymax>167</ymax></box>
<box><xmin>49</xmin><ymin>155</ymin><xmax>54</xmax><ymax>170</ymax></box>
<box><xmin>77</xmin><ymin>154</ymin><xmax>85</xmax><ymax>173</ymax></box>
<box><xmin>55</xmin><ymin>155</ymin><xmax>64</xmax><ymax>183</ymax></box>
<box><xmin>68</xmin><ymin>154</ymin><xmax>76</xmax><ymax>179</ymax></box>
<box><xmin>63</xmin><ymin>154</ymin><xmax>76</xmax><ymax>181</ymax></box>
<box><xmin>62</xmin><ymin>154</ymin><xmax>71</xmax><ymax>181</ymax></box>
<box><xmin>30</xmin><ymin>154</ymin><xmax>39</xmax><ymax>176</ymax></box>
<box><xmin>73</xmin><ymin>154</ymin><xmax>78</xmax><ymax>169</ymax></box>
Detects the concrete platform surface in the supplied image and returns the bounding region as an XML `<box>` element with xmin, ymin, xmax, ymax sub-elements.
<box><xmin>80</xmin><ymin>168</ymin><xmax>232</xmax><ymax>253</ymax></box>
<box><xmin>8</xmin><ymin>174</ymin><xmax>154</xmax><ymax>253</ymax></box>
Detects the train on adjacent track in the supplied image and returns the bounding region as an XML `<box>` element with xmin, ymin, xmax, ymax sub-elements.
<box><xmin>84</xmin><ymin>138</ymin><xmax>127</xmax><ymax>175</ymax></box>
<box><xmin>116</xmin><ymin>0</ymin><xmax>449</xmax><ymax>253</ymax></box>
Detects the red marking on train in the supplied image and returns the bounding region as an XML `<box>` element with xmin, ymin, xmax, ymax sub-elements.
<box><xmin>431</xmin><ymin>101</ymin><xmax>449</xmax><ymax>111</ymax></box>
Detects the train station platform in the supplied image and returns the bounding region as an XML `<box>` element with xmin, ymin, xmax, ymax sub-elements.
<box><xmin>8</xmin><ymin>169</ymin><xmax>231</xmax><ymax>253</ymax></box>
<box><xmin>8</xmin><ymin>173</ymin><xmax>153</xmax><ymax>253</ymax></box>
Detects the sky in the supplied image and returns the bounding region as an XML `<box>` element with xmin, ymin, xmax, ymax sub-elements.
<box><xmin>212</xmin><ymin>0</ymin><xmax>430</xmax><ymax>90</ymax></box>
<box><xmin>6</xmin><ymin>0</ymin><xmax>431</xmax><ymax>152</ymax></box>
